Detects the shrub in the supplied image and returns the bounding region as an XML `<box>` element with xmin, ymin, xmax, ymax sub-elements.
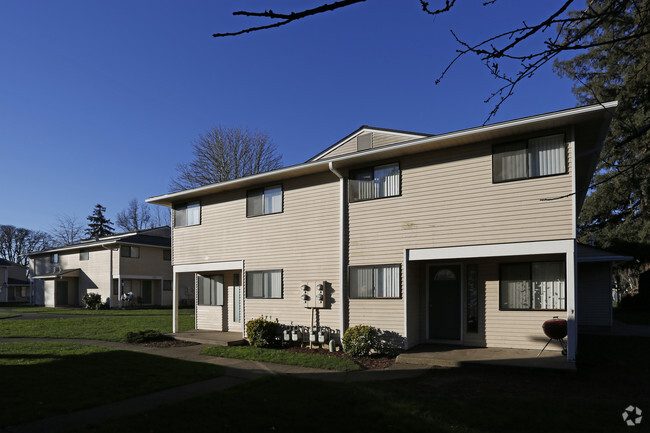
<box><xmin>125</xmin><ymin>329</ymin><xmax>171</xmax><ymax>344</ymax></box>
<box><xmin>246</xmin><ymin>317</ymin><xmax>281</xmax><ymax>348</ymax></box>
<box><xmin>82</xmin><ymin>293</ymin><xmax>103</xmax><ymax>310</ymax></box>
<box><xmin>342</xmin><ymin>325</ymin><xmax>379</xmax><ymax>357</ymax></box>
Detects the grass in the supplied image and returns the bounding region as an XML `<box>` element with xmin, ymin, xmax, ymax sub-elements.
<box><xmin>0</xmin><ymin>341</ymin><xmax>224</xmax><ymax>427</ymax></box>
<box><xmin>613</xmin><ymin>309</ymin><xmax>650</xmax><ymax>325</ymax></box>
<box><xmin>0</xmin><ymin>315</ymin><xmax>195</xmax><ymax>342</ymax></box>
<box><xmin>0</xmin><ymin>313</ymin><xmax>20</xmax><ymax>319</ymax></box>
<box><xmin>202</xmin><ymin>345</ymin><xmax>361</xmax><ymax>371</ymax></box>
<box><xmin>74</xmin><ymin>334</ymin><xmax>650</xmax><ymax>433</ymax></box>
<box><xmin>11</xmin><ymin>307</ymin><xmax>195</xmax><ymax>316</ymax></box>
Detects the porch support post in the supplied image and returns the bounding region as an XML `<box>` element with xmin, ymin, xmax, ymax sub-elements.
<box><xmin>566</xmin><ymin>241</ymin><xmax>577</xmax><ymax>361</ymax></box>
<box><xmin>172</xmin><ymin>270</ymin><xmax>179</xmax><ymax>333</ymax></box>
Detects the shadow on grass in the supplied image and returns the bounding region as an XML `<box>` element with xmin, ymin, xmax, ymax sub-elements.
<box><xmin>0</xmin><ymin>342</ymin><xmax>223</xmax><ymax>428</ymax></box>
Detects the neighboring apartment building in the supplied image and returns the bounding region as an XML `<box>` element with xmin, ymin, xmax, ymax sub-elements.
<box><xmin>27</xmin><ymin>227</ymin><xmax>187</xmax><ymax>308</ymax></box>
<box><xmin>0</xmin><ymin>259</ymin><xmax>30</xmax><ymax>302</ymax></box>
<box><xmin>147</xmin><ymin>102</ymin><xmax>626</xmax><ymax>361</ymax></box>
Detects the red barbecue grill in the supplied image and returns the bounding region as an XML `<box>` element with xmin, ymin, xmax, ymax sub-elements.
<box><xmin>537</xmin><ymin>317</ymin><xmax>567</xmax><ymax>357</ymax></box>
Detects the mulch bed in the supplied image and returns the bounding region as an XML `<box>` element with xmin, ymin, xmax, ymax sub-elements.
<box><xmin>284</xmin><ymin>346</ymin><xmax>395</xmax><ymax>370</ymax></box>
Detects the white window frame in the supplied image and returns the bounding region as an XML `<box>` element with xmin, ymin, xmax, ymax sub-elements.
<box><xmin>349</xmin><ymin>162</ymin><xmax>401</xmax><ymax>203</ymax></box>
<box><xmin>121</xmin><ymin>246</ymin><xmax>140</xmax><ymax>258</ymax></box>
<box><xmin>246</xmin><ymin>269</ymin><xmax>283</xmax><ymax>299</ymax></box>
<box><xmin>349</xmin><ymin>264</ymin><xmax>401</xmax><ymax>299</ymax></box>
<box><xmin>499</xmin><ymin>261</ymin><xmax>566</xmax><ymax>311</ymax></box>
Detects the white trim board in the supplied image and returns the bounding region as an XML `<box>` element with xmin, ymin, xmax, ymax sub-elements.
<box><xmin>408</xmin><ymin>240</ymin><xmax>575</xmax><ymax>261</ymax></box>
<box><xmin>174</xmin><ymin>261</ymin><xmax>244</xmax><ymax>273</ymax></box>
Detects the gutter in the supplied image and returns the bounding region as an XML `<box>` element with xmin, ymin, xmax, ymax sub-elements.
<box><xmin>328</xmin><ymin>162</ymin><xmax>347</xmax><ymax>342</ymax></box>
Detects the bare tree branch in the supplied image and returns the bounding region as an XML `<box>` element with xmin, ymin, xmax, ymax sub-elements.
<box><xmin>213</xmin><ymin>0</ymin><xmax>367</xmax><ymax>37</ymax></box>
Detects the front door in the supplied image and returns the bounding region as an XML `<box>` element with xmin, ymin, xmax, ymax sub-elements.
<box><xmin>55</xmin><ymin>280</ymin><xmax>69</xmax><ymax>306</ymax></box>
<box><xmin>142</xmin><ymin>280</ymin><xmax>152</xmax><ymax>305</ymax></box>
<box><xmin>429</xmin><ymin>265</ymin><xmax>461</xmax><ymax>340</ymax></box>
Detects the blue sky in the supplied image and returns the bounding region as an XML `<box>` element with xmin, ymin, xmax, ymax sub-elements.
<box><xmin>1</xmin><ymin>1</ymin><xmax>578</xmax><ymax>233</ymax></box>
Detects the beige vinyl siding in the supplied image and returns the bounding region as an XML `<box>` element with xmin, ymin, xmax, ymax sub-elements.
<box><xmin>577</xmin><ymin>262</ymin><xmax>612</xmax><ymax>328</ymax></box>
<box><xmin>174</xmin><ymin>172</ymin><xmax>341</xmax><ymax>332</ymax></box>
<box><xmin>120</xmin><ymin>246</ymin><xmax>172</xmax><ymax>280</ymax></box>
<box><xmin>320</xmin><ymin>132</ymin><xmax>424</xmax><ymax>160</ymax></box>
<box><xmin>372</xmin><ymin>132</ymin><xmax>420</xmax><ymax>148</ymax></box>
<box><xmin>348</xmin><ymin>139</ymin><xmax>574</xmax><ymax>266</ymax></box>
<box><xmin>348</xmin><ymin>299</ymin><xmax>404</xmax><ymax>336</ymax></box>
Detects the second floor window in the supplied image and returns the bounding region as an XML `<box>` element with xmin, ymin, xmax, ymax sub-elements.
<box><xmin>349</xmin><ymin>162</ymin><xmax>400</xmax><ymax>202</ymax></box>
<box><xmin>163</xmin><ymin>249</ymin><xmax>171</xmax><ymax>261</ymax></box>
<box><xmin>247</xmin><ymin>185</ymin><xmax>283</xmax><ymax>217</ymax></box>
<box><xmin>121</xmin><ymin>246</ymin><xmax>140</xmax><ymax>258</ymax></box>
<box><xmin>79</xmin><ymin>250</ymin><xmax>89</xmax><ymax>261</ymax></box>
<box><xmin>493</xmin><ymin>134</ymin><xmax>566</xmax><ymax>183</ymax></box>
<box><xmin>174</xmin><ymin>201</ymin><xmax>201</xmax><ymax>227</ymax></box>
<box><xmin>50</xmin><ymin>253</ymin><xmax>59</xmax><ymax>264</ymax></box>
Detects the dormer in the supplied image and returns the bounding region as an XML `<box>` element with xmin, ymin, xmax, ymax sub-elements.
<box><xmin>308</xmin><ymin>126</ymin><xmax>430</xmax><ymax>162</ymax></box>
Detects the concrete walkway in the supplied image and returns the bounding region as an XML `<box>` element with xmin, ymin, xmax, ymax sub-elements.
<box><xmin>0</xmin><ymin>338</ymin><xmax>429</xmax><ymax>433</ymax></box>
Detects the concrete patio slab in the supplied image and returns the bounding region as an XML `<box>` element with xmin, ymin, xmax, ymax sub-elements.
<box><xmin>396</xmin><ymin>344</ymin><xmax>575</xmax><ymax>372</ymax></box>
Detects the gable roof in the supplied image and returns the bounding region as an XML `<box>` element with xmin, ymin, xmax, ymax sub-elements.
<box><xmin>27</xmin><ymin>226</ymin><xmax>171</xmax><ymax>256</ymax></box>
<box><xmin>307</xmin><ymin>125</ymin><xmax>431</xmax><ymax>162</ymax></box>
<box><xmin>147</xmin><ymin>102</ymin><xmax>617</xmax><ymax>210</ymax></box>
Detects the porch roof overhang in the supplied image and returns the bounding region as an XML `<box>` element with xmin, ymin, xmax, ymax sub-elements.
<box><xmin>32</xmin><ymin>269</ymin><xmax>81</xmax><ymax>279</ymax></box>
<box><xmin>576</xmin><ymin>244</ymin><xmax>633</xmax><ymax>263</ymax></box>
<box><xmin>408</xmin><ymin>240</ymin><xmax>575</xmax><ymax>261</ymax></box>
<box><xmin>147</xmin><ymin>102</ymin><xmax>617</xmax><ymax>208</ymax></box>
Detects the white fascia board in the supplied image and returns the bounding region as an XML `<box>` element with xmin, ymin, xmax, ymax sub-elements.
<box><xmin>408</xmin><ymin>240</ymin><xmax>575</xmax><ymax>261</ymax></box>
<box><xmin>28</xmin><ymin>241</ymin><xmax>119</xmax><ymax>256</ymax></box>
<box><xmin>173</xmin><ymin>260</ymin><xmax>244</xmax><ymax>273</ymax></box>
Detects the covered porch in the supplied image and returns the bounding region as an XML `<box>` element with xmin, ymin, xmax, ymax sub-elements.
<box><xmin>171</xmin><ymin>260</ymin><xmax>244</xmax><ymax>336</ymax></box>
<box><xmin>405</xmin><ymin>240</ymin><xmax>577</xmax><ymax>360</ymax></box>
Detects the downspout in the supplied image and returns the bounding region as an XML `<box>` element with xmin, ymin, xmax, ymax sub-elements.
<box><xmin>101</xmin><ymin>244</ymin><xmax>116</xmax><ymax>309</ymax></box>
<box><xmin>328</xmin><ymin>162</ymin><xmax>347</xmax><ymax>344</ymax></box>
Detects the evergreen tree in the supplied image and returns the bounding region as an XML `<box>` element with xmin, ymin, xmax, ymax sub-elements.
<box><xmin>85</xmin><ymin>204</ymin><xmax>115</xmax><ymax>239</ymax></box>
<box><xmin>554</xmin><ymin>0</ymin><xmax>649</xmax><ymax>285</ymax></box>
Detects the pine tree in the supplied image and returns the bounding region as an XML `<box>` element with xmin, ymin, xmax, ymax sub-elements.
<box><xmin>85</xmin><ymin>204</ymin><xmax>115</xmax><ymax>239</ymax></box>
<box><xmin>554</xmin><ymin>0</ymin><xmax>649</xmax><ymax>286</ymax></box>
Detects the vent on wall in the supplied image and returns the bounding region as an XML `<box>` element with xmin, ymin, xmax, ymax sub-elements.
<box><xmin>356</xmin><ymin>132</ymin><xmax>373</xmax><ymax>151</ymax></box>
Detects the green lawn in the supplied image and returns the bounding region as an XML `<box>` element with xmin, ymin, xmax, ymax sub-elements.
<box><xmin>202</xmin><ymin>346</ymin><xmax>361</xmax><ymax>371</ymax></box>
<box><xmin>0</xmin><ymin>313</ymin><xmax>20</xmax><ymax>319</ymax></box>
<box><xmin>75</xmin><ymin>335</ymin><xmax>650</xmax><ymax>433</ymax></box>
<box><xmin>11</xmin><ymin>307</ymin><xmax>195</xmax><ymax>316</ymax></box>
<box><xmin>0</xmin><ymin>341</ymin><xmax>223</xmax><ymax>427</ymax></box>
<box><xmin>0</xmin><ymin>315</ymin><xmax>195</xmax><ymax>341</ymax></box>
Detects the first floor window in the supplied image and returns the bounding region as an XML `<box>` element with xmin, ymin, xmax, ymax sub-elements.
<box><xmin>493</xmin><ymin>134</ymin><xmax>566</xmax><ymax>182</ymax></box>
<box><xmin>121</xmin><ymin>246</ymin><xmax>140</xmax><ymax>258</ymax></box>
<box><xmin>174</xmin><ymin>201</ymin><xmax>201</xmax><ymax>227</ymax></box>
<box><xmin>349</xmin><ymin>162</ymin><xmax>400</xmax><ymax>202</ymax></box>
<box><xmin>163</xmin><ymin>280</ymin><xmax>172</xmax><ymax>291</ymax></box>
<box><xmin>246</xmin><ymin>270</ymin><xmax>282</xmax><ymax>299</ymax></box>
<box><xmin>198</xmin><ymin>274</ymin><xmax>224</xmax><ymax>306</ymax></box>
<box><xmin>247</xmin><ymin>185</ymin><xmax>283</xmax><ymax>217</ymax></box>
<box><xmin>499</xmin><ymin>261</ymin><xmax>566</xmax><ymax>310</ymax></box>
<box><xmin>349</xmin><ymin>265</ymin><xmax>400</xmax><ymax>299</ymax></box>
